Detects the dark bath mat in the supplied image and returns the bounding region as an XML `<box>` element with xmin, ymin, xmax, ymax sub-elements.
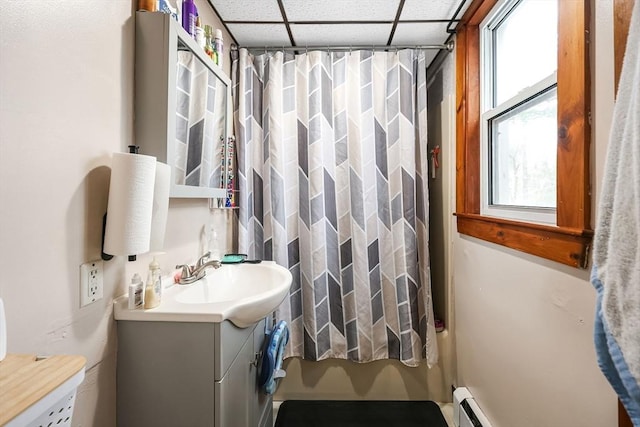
<box><xmin>274</xmin><ymin>400</ymin><xmax>449</xmax><ymax>427</ymax></box>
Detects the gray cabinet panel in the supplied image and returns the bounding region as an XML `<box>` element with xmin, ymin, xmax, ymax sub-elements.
<box><xmin>215</xmin><ymin>334</ymin><xmax>253</xmax><ymax>427</ymax></box>
<box><xmin>213</xmin><ymin>321</ymin><xmax>255</xmax><ymax>380</ymax></box>
<box><xmin>116</xmin><ymin>321</ymin><xmax>216</xmax><ymax>427</ymax></box>
<box><xmin>117</xmin><ymin>318</ymin><xmax>272</xmax><ymax>427</ymax></box>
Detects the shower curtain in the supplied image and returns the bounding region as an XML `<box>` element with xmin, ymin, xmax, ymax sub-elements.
<box><xmin>232</xmin><ymin>48</ymin><xmax>437</xmax><ymax>367</ymax></box>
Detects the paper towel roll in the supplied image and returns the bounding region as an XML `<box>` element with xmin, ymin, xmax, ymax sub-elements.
<box><xmin>104</xmin><ymin>152</ymin><xmax>157</xmax><ymax>256</ymax></box>
<box><xmin>149</xmin><ymin>161</ymin><xmax>171</xmax><ymax>252</ymax></box>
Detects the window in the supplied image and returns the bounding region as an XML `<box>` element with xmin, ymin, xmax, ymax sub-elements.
<box><xmin>455</xmin><ymin>0</ymin><xmax>592</xmax><ymax>268</ymax></box>
<box><xmin>481</xmin><ymin>0</ymin><xmax>558</xmax><ymax>224</ymax></box>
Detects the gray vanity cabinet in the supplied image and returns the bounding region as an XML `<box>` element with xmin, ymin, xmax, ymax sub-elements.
<box><xmin>116</xmin><ymin>318</ymin><xmax>273</xmax><ymax>427</ymax></box>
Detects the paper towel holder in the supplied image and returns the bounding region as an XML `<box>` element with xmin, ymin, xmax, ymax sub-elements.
<box><xmin>101</xmin><ymin>213</ymin><xmax>137</xmax><ymax>262</ymax></box>
<box><xmin>101</xmin><ymin>213</ymin><xmax>115</xmax><ymax>261</ymax></box>
<box><xmin>101</xmin><ymin>145</ymin><xmax>145</xmax><ymax>262</ymax></box>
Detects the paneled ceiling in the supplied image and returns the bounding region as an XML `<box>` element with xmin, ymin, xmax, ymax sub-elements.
<box><xmin>207</xmin><ymin>0</ymin><xmax>470</xmax><ymax>65</ymax></box>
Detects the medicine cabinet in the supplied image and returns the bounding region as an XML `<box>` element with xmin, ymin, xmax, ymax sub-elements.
<box><xmin>135</xmin><ymin>11</ymin><xmax>231</xmax><ymax>198</ymax></box>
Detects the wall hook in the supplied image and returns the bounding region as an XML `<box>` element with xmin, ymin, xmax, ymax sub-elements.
<box><xmin>430</xmin><ymin>145</ymin><xmax>440</xmax><ymax>179</ymax></box>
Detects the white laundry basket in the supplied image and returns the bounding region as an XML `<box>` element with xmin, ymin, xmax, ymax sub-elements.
<box><xmin>0</xmin><ymin>300</ymin><xmax>86</xmax><ymax>427</ymax></box>
<box><xmin>4</xmin><ymin>364</ymin><xmax>85</xmax><ymax>427</ymax></box>
<box><xmin>27</xmin><ymin>388</ymin><xmax>78</xmax><ymax>427</ymax></box>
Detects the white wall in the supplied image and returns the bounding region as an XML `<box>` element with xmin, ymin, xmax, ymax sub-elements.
<box><xmin>0</xmin><ymin>1</ymin><xmax>232</xmax><ymax>425</ymax></box>
<box><xmin>452</xmin><ymin>1</ymin><xmax>618</xmax><ymax>426</ymax></box>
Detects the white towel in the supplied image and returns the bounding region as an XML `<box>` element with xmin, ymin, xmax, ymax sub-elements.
<box><xmin>592</xmin><ymin>0</ymin><xmax>640</xmax><ymax>423</ymax></box>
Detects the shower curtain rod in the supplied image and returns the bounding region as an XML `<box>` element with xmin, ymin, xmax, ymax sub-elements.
<box><xmin>231</xmin><ymin>41</ymin><xmax>455</xmax><ymax>54</ymax></box>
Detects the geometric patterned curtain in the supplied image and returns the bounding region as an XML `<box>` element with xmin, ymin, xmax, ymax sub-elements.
<box><xmin>232</xmin><ymin>48</ymin><xmax>437</xmax><ymax>367</ymax></box>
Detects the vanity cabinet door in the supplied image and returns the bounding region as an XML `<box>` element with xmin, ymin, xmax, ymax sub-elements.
<box><xmin>215</xmin><ymin>333</ymin><xmax>253</xmax><ymax>427</ymax></box>
<box><xmin>116</xmin><ymin>321</ymin><xmax>217</xmax><ymax>427</ymax></box>
<box><xmin>253</xmin><ymin>320</ymin><xmax>273</xmax><ymax>427</ymax></box>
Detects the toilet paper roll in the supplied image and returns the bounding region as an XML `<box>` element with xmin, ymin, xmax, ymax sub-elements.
<box><xmin>149</xmin><ymin>161</ymin><xmax>171</xmax><ymax>252</ymax></box>
<box><xmin>104</xmin><ymin>152</ymin><xmax>157</xmax><ymax>256</ymax></box>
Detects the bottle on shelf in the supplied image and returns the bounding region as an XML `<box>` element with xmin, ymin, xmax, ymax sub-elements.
<box><xmin>195</xmin><ymin>16</ymin><xmax>206</xmax><ymax>49</ymax></box>
<box><xmin>158</xmin><ymin>0</ymin><xmax>178</xmax><ymax>20</ymax></box>
<box><xmin>204</xmin><ymin>25</ymin><xmax>216</xmax><ymax>62</ymax></box>
<box><xmin>137</xmin><ymin>0</ymin><xmax>157</xmax><ymax>11</ymax></box>
<box><xmin>181</xmin><ymin>0</ymin><xmax>198</xmax><ymax>38</ymax></box>
<box><xmin>213</xmin><ymin>29</ymin><xmax>224</xmax><ymax>67</ymax></box>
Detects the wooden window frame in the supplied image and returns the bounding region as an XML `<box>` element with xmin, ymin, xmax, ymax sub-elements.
<box><xmin>455</xmin><ymin>0</ymin><xmax>592</xmax><ymax>268</ymax></box>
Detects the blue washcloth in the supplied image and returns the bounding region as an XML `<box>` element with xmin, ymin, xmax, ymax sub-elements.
<box><xmin>593</xmin><ymin>266</ymin><xmax>640</xmax><ymax>423</ymax></box>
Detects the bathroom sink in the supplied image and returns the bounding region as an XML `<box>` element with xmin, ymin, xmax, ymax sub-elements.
<box><xmin>114</xmin><ymin>261</ymin><xmax>293</xmax><ymax>328</ymax></box>
<box><xmin>172</xmin><ymin>262</ymin><xmax>292</xmax><ymax>326</ymax></box>
<box><xmin>175</xmin><ymin>264</ymin><xmax>284</xmax><ymax>304</ymax></box>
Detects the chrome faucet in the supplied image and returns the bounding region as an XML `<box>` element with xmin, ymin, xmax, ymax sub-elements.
<box><xmin>190</xmin><ymin>259</ymin><xmax>222</xmax><ymax>278</ymax></box>
<box><xmin>196</xmin><ymin>251</ymin><xmax>211</xmax><ymax>268</ymax></box>
<box><xmin>175</xmin><ymin>251</ymin><xmax>222</xmax><ymax>284</ymax></box>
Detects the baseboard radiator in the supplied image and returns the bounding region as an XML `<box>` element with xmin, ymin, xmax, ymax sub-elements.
<box><xmin>453</xmin><ymin>387</ymin><xmax>493</xmax><ymax>427</ymax></box>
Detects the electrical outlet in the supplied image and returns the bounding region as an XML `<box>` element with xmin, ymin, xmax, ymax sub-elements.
<box><xmin>80</xmin><ymin>260</ymin><xmax>103</xmax><ymax>307</ymax></box>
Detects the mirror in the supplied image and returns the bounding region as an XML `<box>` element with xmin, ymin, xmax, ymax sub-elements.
<box><xmin>135</xmin><ymin>11</ymin><xmax>230</xmax><ymax>198</ymax></box>
<box><xmin>175</xmin><ymin>43</ymin><xmax>226</xmax><ymax>190</ymax></box>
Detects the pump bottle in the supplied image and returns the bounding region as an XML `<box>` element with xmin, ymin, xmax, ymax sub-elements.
<box><xmin>144</xmin><ymin>256</ymin><xmax>162</xmax><ymax>309</ymax></box>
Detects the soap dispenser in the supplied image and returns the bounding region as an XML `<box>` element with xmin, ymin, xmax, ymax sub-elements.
<box><xmin>144</xmin><ymin>256</ymin><xmax>162</xmax><ymax>309</ymax></box>
<box><xmin>210</xmin><ymin>228</ymin><xmax>221</xmax><ymax>261</ymax></box>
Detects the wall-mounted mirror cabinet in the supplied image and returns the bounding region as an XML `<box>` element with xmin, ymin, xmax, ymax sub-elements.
<box><xmin>135</xmin><ymin>11</ymin><xmax>231</xmax><ymax>198</ymax></box>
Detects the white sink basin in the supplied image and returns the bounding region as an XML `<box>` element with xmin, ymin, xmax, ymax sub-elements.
<box><xmin>175</xmin><ymin>264</ymin><xmax>285</xmax><ymax>304</ymax></box>
<box><xmin>114</xmin><ymin>261</ymin><xmax>293</xmax><ymax>328</ymax></box>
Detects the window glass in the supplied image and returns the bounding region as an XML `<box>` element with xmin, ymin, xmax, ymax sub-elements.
<box><xmin>494</xmin><ymin>0</ymin><xmax>557</xmax><ymax>105</ymax></box>
<box><xmin>490</xmin><ymin>87</ymin><xmax>557</xmax><ymax>208</ymax></box>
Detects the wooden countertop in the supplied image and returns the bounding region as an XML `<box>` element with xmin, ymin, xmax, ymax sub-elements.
<box><xmin>0</xmin><ymin>354</ymin><xmax>86</xmax><ymax>426</ymax></box>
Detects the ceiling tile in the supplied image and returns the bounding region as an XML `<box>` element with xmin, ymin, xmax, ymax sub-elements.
<box><xmin>400</xmin><ymin>0</ymin><xmax>464</xmax><ymax>21</ymax></box>
<box><xmin>227</xmin><ymin>24</ymin><xmax>292</xmax><ymax>47</ymax></box>
<box><xmin>290</xmin><ymin>24</ymin><xmax>392</xmax><ymax>46</ymax></box>
<box><xmin>391</xmin><ymin>22</ymin><xmax>449</xmax><ymax>46</ymax></box>
<box><xmin>209</xmin><ymin>0</ymin><xmax>283</xmax><ymax>22</ymax></box>
<box><xmin>282</xmin><ymin>0</ymin><xmax>401</xmax><ymax>22</ymax></box>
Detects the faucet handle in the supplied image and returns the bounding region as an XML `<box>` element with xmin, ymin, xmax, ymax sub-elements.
<box><xmin>196</xmin><ymin>251</ymin><xmax>211</xmax><ymax>268</ymax></box>
<box><xmin>175</xmin><ymin>264</ymin><xmax>192</xmax><ymax>280</ymax></box>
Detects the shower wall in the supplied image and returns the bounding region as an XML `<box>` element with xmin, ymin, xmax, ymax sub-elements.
<box><xmin>275</xmin><ymin>332</ymin><xmax>454</xmax><ymax>402</ymax></box>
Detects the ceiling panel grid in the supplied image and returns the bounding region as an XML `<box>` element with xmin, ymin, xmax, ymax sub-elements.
<box><xmin>208</xmin><ymin>0</ymin><xmax>470</xmax><ymax>61</ymax></box>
